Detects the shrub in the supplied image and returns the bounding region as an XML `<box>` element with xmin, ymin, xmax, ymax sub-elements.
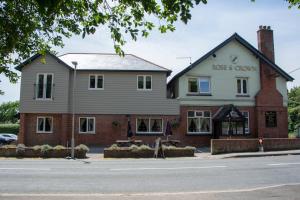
<box><xmin>16</xmin><ymin>144</ymin><xmax>26</xmax><ymax>156</ymax></box>
<box><xmin>32</xmin><ymin>145</ymin><xmax>41</xmax><ymax>151</ymax></box>
<box><xmin>40</xmin><ymin>144</ymin><xmax>53</xmax><ymax>157</ymax></box>
<box><xmin>107</xmin><ymin>144</ymin><xmax>119</xmax><ymax>150</ymax></box>
<box><xmin>0</xmin><ymin>124</ymin><xmax>19</xmax><ymax>134</ymax></box>
<box><xmin>53</xmin><ymin>145</ymin><xmax>66</xmax><ymax>150</ymax></box>
<box><xmin>2</xmin><ymin>144</ymin><xmax>16</xmax><ymax>149</ymax></box>
<box><xmin>75</xmin><ymin>144</ymin><xmax>89</xmax><ymax>152</ymax></box>
<box><xmin>139</xmin><ymin>144</ymin><xmax>152</xmax><ymax>150</ymax></box>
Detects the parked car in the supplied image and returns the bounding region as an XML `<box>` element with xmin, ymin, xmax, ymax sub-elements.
<box><xmin>0</xmin><ymin>133</ymin><xmax>18</xmax><ymax>145</ymax></box>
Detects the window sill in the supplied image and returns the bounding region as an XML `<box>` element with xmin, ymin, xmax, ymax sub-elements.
<box><xmin>79</xmin><ymin>132</ymin><xmax>96</xmax><ymax>134</ymax></box>
<box><xmin>186</xmin><ymin>133</ymin><xmax>212</xmax><ymax>136</ymax></box>
<box><xmin>37</xmin><ymin>132</ymin><xmax>53</xmax><ymax>134</ymax></box>
<box><xmin>88</xmin><ymin>88</ymin><xmax>104</xmax><ymax>90</ymax></box>
<box><xmin>187</xmin><ymin>93</ymin><xmax>212</xmax><ymax>96</ymax></box>
<box><xmin>135</xmin><ymin>132</ymin><xmax>163</xmax><ymax>136</ymax></box>
<box><xmin>236</xmin><ymin>94</ymin><xmax>250</xmax><ymax>97</ymax></box>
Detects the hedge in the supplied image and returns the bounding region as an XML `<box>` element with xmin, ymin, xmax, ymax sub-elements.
<box><xmin>0</xmin><ymin>124</ymin><xmax>19</xmax><ymax>134</ymax></box>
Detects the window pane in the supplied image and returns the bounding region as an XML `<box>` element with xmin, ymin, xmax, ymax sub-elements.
<box><xmin>234</xmin><ymin>122</ymin><xmax>244</xmax><ymax>135</ymax></box>
<box><xmin>199</xmin><ymin>78</ymin><xmax>210</xmax><ymax>93</ymax></box>
<box><xmin>137</xmin><ymin>118</ymin><xmax>149</xmax><ymax>132</ymax></box>
<box><xmin>204</xmin><ymin>111</ymin><xmax>210</xmax><ymax>117</ymax></box>
<box><xmin>200</xmin><ymin>118</ymin><xmax>210</xmax><ymax>132</ymax></box>
<box><xmin>38</xmin><ymin>118</ymin><xmax>44</xmax><ymax>132</ymax></box>
<box><xmin>150</xmin><ymin>119</ymin><xmax>162</xmax><ymax>132</ymax></box>
<box><xmin>138</xmin><ymin>76</ymin><xmax>144</xmax><ymax>89</ymax></box>
<box><xmin>188</xmin><ymin>118</ymin><xmax>199</xmax><ymax>132</ymax></box>
<box><xmin>188</xmin><ymin>111</ymin><xmax>194</xmax><ymax>117</ymax></box>
<box><xmin>237</xmin><ymin>79</ymin><xmax>241</xmax><ymax>94</ymax></box>
<box><xmin>97</xmin><ymin>76</ymin><xmax>103</xmax><ymax>89</ymax></box>
<box><xmin>45</xmin><ymin>117</ymin><xmax>52</xmax><ymax>132</ymax></box>
<box><xmin>145</xmin><ymin>76</ymin><xmax>151</xmax><ymax>89</ymax></box>
<box><xmin>188</xmin><ymin>78</ymin><xmax>198</xmax><ymax>93</ymax></box>
<box><xmin>80</xmin><ymin>118</ymin><xmax>87</xmax><ymax>132</ymax></box>
<box><xmin>265</xmin><ymin>111</ymin><xmax>277</xmax><ymax>127</ymax></box>
<box><xmin>90</xmin><ymin>76</ymin><xmax>96</xmax><ymax>88</ymax></box>
<box><xmin>242</xmin><ymin>79</ymin><xmax>247</xmax><ymax>94</ymax></box>
<box><xmin>195</xmin><ymin>111</ymin><xmax>202</xmax><ymax>117</ymax></box>
<box><xmin>88</xmin><ymin>118</ymin><xmax>94</xmax><ymax>132</ymax></box>
<box><xmin>37</xmin><ymin>75</ymin><xmax>44</xmax><ymax>98</ymax></box>
<box><xmin>222</xmin><ymin>122</ymin><xmax>229</xmax><ymax>135</ymax></box>
<box><xmin>46</xmin><ymin>75</ymin><xmax>52</xmax><ymax>99</ymax></box>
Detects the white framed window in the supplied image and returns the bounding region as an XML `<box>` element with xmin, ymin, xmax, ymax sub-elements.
<box><xmin>188</xmin><ymin>77</ymin><xmax>211</xmax><ymax>94</ymax></box>
<box><xmin>89</xmin><ymin>75</ymin><xmax>104</xmax><ymax>90</ymax></box>
<box><xmin>136</xmin><ymin>118</ymin><xmax>163</xmax><ymax>134</ymax></box>
<box><xmin>137</xmin><ymin>75</ymin><xmax>152</xmax><ymax>90</ymax></box>
<box><xmin>242</xmin><ymin>111</ymin><xmax>250</xmax><ymax>134</ymax></box>
<box><xmin>237</xmin><ymin>77</ymin><xmax>248</xmax><ymax>95</ymax></box>
<box><xmin>36</xmin><ymin>117</ymin><xmax>53</xmax><ymax>133</ymax></box>
<box><xmin>79</xmin><ymin>117</ymin><xmax>95</xmax><ymax>134</ymax></box>
<box><xmin>36</xmin><ymin>73</ymin><xmax>53</xmax><ymax>100</ymax></box>
<box><xmin>187</xmin><ymin>110</ymin><xmax>211</xmax><ymax>134</ymax></box>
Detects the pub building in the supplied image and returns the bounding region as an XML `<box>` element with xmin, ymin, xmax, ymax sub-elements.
<box><xmin>167</xmin><ymin>26</ymin><xmax>293</xmax><ymax>146</ymax></box>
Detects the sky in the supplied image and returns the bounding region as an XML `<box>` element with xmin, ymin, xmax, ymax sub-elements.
<box><xmin>0</xmin><ymin>0</ymin><xmax>299</xmax><ymax>104</ymax></box>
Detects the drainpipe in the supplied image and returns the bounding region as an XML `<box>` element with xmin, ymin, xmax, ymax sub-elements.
<box><xmin>71</xmin><ymin>61</ymin><xmax>78</xmax><ymax>159</ymax></box>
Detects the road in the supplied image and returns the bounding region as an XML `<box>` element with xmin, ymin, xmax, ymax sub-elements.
<box><xmin>0</xmin><ymin>155</ymin><xmax>300</xmax><ymax>199</ymax></box>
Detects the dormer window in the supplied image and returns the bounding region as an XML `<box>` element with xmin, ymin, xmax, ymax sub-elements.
<box><xmin>36</xmin><ymin>73</ymin><xmax>53</xmax><ymax>100</ymax></box>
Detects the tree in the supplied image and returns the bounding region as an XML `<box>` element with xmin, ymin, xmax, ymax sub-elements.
<box><xmin>288</xmin><ymin>86</ymin><xmax>300</xmax><ymax>133</ymax></box>
<box><xmin>0</xmin><ymin>101</ymin><xmax>20</xmax><ymax>123</ymax></box>
<box><xmin>0</xmin><ymin>0</ymin><xmax>299</xmax><ymax>94</ymax></box>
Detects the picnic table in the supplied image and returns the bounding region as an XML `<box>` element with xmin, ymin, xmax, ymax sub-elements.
<box><xmin>116</xmin><ymin>140</ymin><xmax>143</xmax><ymax>147</ymax></box>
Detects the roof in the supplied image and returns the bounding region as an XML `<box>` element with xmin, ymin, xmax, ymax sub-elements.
<box><xmin>168</xmin><ymin>33</ymin><xmax>294</xmax><ymax>85</ymax></box>
<box><xmin>16</xmin><ymin>52</ymin><xmax>171</xmax><ymax>75</ymax></box>
<box><xmin>213</xmin><ymin>104</ymin><xmax>245</xmax><ymax>122</ymax></box>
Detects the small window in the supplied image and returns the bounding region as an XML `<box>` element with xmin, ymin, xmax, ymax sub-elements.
<box><xmin>79</xmin><ymin>117</ymin><xmax>95</xmax><ymax>133</ymax></box>
<box><xmin>265</xmin><ymin>111</ymin><xmax>277</xmax><ymax>128</ymax></box>
<box><xmin>89</xmin><ymin>75</ymin><xmax>104</xmax><ymax>90</ymax></box>
<box><xmin>136</xmin><ymin>118</ymin><xmax>163</xmax><ymax>133</ymax></box>
<box><xmin>242</xmin><ymin>111</ymin><xmax>250</xmax><ymax>134</ymax></box>
<box><xmin>187</xmin><ymin>111</ymin><xmax>211</xmax><ymax>134</ymax></box>
<box><xmin>188</xmin><ymin>77</ymin><xmax>211</xmax><ymax>94</ymax></box>
<box><xmin>137</xmin><ymin>75</ymin><xmax>152</xmax><ymax>90</ymax></box>
<box><xmin>237</xmin><ymin>78</ymin><xmax>248</xmax><ymax>95</ymax></box>
<box><xmin>37</xmin><ymin>117</ymin><xmax>53</xmax><ymax>133</ymax></box>
<box><xmin>36</xmin><ymin>73</ymin><xmax>53</xmax><ymax>100</ymax></box>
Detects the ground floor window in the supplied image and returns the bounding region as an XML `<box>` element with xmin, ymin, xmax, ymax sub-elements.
<box><xmin>37</xmin><ymin>117</ymin><xmax>53</xmax><ymax>133</ymax></box>
<box><xmin>187</xmin><ymin>111</ymin><xmax>211</xmax><ymax>134</ymax></box>
<box><xmin>136</xmin><ymin>118</ymin><xmax>163</xmax><ymax>134</ymax></box>
<box><xmin>79</xmin><ymin>117</ymin><xmax>95</xmax><ymax>134</ymax></box>
<box><xmin>265</xmin><ymin>111</ymin><xmax>277</xmax><ymax>127</ymax></box>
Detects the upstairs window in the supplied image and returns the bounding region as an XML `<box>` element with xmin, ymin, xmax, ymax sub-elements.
<box><xmin>37</xmin><ymin>117</ymin><xmax>53</xmax><ymax>133</ymax></box>
<box><xmin>89</xmin><ymin>75</ymin><xmax>104</xmax><ymax>90</ymax></box>
<box><xmin>137</xmin><ymin>75</ymin><xmax>152</xmax><ymax>90</ymax></box>
<box><xmin>36</xmin><ymin>73</ymin><xmax>53</xmax><ymax>100</ymax></box>
<box><xmin>237</xmin><ymin>78</ymin><xmax>248</xmax><ymax>95</ymax></box>
<box><xmin>188</xmin><ymin>77</ymin><xmax>211</xmax><ymax>94</ymax></box>
<box><xmin>265</xmin><ymin>111</ymin><xmax>277</xmax><ymax>127</ymax></box>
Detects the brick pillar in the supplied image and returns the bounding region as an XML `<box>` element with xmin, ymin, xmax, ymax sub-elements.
<box><xmin>60</xmin><ymin>114</ymin><xmax>69</xmax><ymax>146</ymax></box>
<box><xmin>18</xmin><ymin>113</ymin><xmax>26</xmax><ymax>144</ymax></box>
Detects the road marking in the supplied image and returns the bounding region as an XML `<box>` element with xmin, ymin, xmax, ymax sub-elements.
<box><xmin>268</xmin><ymin>162</ymin><xmax>300</xmax><ymax>166</ymax></box>
<box><xmin>0</xmin><ymin>168</ymin><xmax>51</xmax><ymax>171</ymax></box>
<box><xmin>1</xmin><ymin>183</ymin><xmax>300</xmax><ymax>197</ymax></box>
<box><xmin>110</xmin><ymin>165</ymin><xmax>227</xmax><ymax>171</ymax></box>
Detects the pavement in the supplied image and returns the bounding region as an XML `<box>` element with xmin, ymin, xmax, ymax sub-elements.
<box><xmin>1</xmin><ymin>154</ymin><xmax>300</xmax><ymax>199</ymax></box>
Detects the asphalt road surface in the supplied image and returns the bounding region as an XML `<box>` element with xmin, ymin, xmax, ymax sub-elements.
<box><xmin>0</xmin><ymin>155</ymin><xmax>300</xmax><ymax>200</ymax></box>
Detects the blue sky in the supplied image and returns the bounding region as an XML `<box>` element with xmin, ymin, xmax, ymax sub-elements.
<box><xmin>0</xmin><ymin>0</ymin><xmax>299</xmax><ymax>104</ymax></box>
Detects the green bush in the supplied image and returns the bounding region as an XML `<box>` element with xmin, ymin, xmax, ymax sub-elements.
<box><xmin>16</xmin><ymin>144</ymin><xmax>26</xmax><ymax>156</ymax></box>
<box><xmin>32</xmin><ymin>145</ymin><xmax>41</xmax><ymax>151</ymax></box>
<box><xmin>0</xmin><ymin>124</ymin><xmax>19</xmax><ymax>134</ymax></box>
<box><xmin>40</xmin><ymin>144</ymin><xmax>53</xmax><ymax>157</ymax></box>
<box><xmin>75</xmin><ymin>144</ymin><xmax>89</xmax><ymax>152</ymax></box>
<box><xmin>53</xmin><ymin>145</ymin><xmax>66</xmax><ymax>150</ymax></box>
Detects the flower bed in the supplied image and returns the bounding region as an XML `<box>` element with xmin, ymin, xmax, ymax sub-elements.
<box><xmin>104</xmin><ymin>144</ymin><xmax>195</xmax><ymax>158</ymax></box>
<box><xmin>0</xmin><ymin>144</ymin><xmax>89</xmax><ymax>158</ymax></box>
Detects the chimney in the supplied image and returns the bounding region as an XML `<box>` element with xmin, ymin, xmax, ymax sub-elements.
<box><xmin>257</xmin><ymin>25</ymin><xmax>275</xmax><ymax>62</ymax></box>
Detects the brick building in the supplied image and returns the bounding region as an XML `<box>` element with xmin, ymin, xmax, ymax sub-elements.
<box><xmin>16</xmin><ymin>26</ymin><xmax>293</xmax><ymax>147</ymax></box>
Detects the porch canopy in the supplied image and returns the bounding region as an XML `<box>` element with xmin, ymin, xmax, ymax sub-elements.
<box><xmin>213</xmin><ymin>104</ymin><xmax>246</xmax><ymax>138</ymax></box>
